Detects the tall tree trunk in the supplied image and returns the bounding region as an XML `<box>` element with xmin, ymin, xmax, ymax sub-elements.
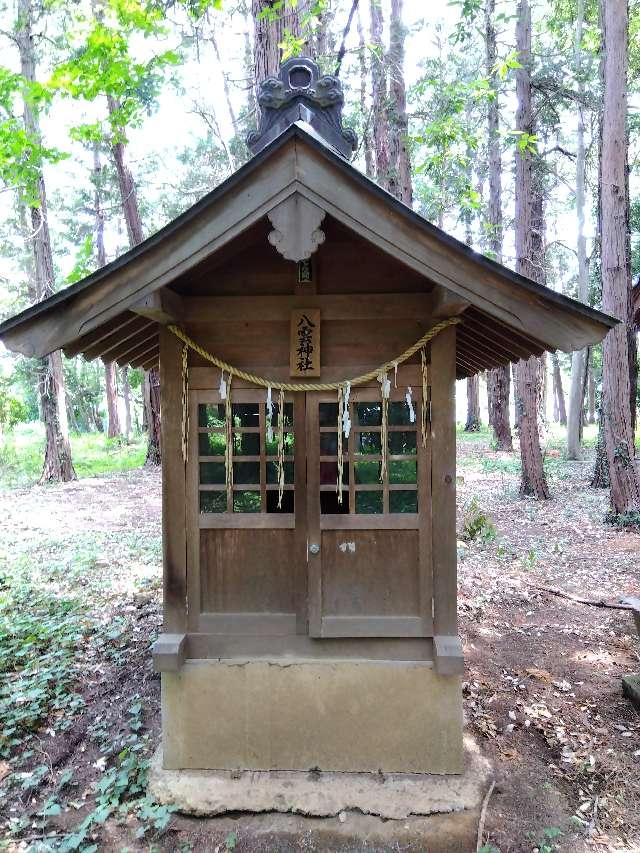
<box><xmin>551</xmin><ymin>353</ymin><xmax>567</xmax><ymax>425</ymax></box>
<box><xmin>591</xmin><ymin>404</ymin><xmax>609</xmax><ymax>487</ymax></box>
<box><xmin>551</xmin><ymin>352</ymin><xmax>567</xmax><ymax>426</ymax></box>
<box><xmin>484</xmin><ymin>0</ymin><xmax>513</xmax><ymax>452</ymax></box>
<box><xmin>387</xmin><ymin>0</ymin><xmax>412</xmax><ymax>205</ymax></box>
<box><xmin>514</xmin><ymin>0</ymin><xmax>550</xmax><ymax>499</ymax></box>
<box><xmin>567</xmin><ymin>0</ymin><xmax>590</xmax><ymax>459</ymax></box>
<box><xmin>370</xmin><ymin>0</ymin><xmax>390</xmax><ymax>190</ymax></box>
<box><xmin>598</xmin><ymin>0</ymin><xmax>640</xmax><ymax>514</ymax></box>
<box><xmin>587</xmin><ymin>354</ymin><xmax>596</xmax><ymax>424</ymax></box>
<box><xmin>251</xmin><ymin>0</ymin><xmax>305</xmax><ymax>94</ymax></box>
<box><xmin>107</xmin><ymin>95</ymin><xmax>160</xmax><ymax>465</ymax></box>
<box><xmin>17</xmin><ymin>0</ymin><xmax>76</xmax><ymax>483</ymax></box>
<box><xmin>121</xmin><ymin>365</ymin><xmax>132</xmax><ymax>442</ymax></box>
<box><xmin>487</xmin><ymin>367</ymin><xmax>513</xmax><ymax>450</ymax></box>
<box><xmin>314</xmin><ymin>4</ymin><xmax>335</xmax><ymax>57</ymax></box>
<box><xmin>93</xmin><ymin>143</ymin><xmax>121</xmax><ymax>439</ymax></box>
<box><xmin>357</xmin><ymin>5</ymin><xmax>374</xmax><ymax>179</ymax></box>
<box><xmin>465</xmin><ymin>375</ymin><xmax>481</xmax><ymax>432</ymax></box>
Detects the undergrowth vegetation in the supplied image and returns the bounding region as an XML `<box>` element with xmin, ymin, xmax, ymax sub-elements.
<box><xmin>0</xmin><ymin>423</ymin><xmax>146</xmax><ymax>489</ymax></box>
<box><xmin>0</xmin><ymin>467</ymin><xmax>164</xmax><ymax>851</ymax></box>
<box><xmin>0</xmin><ymin>575</ymin><xmax>88</xmax><ymax>759</ymax></box>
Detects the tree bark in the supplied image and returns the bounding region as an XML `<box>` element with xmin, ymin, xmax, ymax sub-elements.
<box><xmin>17</xmin><ymin>0</ymin><xmax>76</xmax><ymax>483</ymax></box>
<box><xmin>107</xmin><ymin>95</ymin><xmax>160</xmax><ymax>464</ymax></box>
<box><xmin>590</xmin><ymin>405</ymin><xmax>609</xmax><ymax>487</ymax></box>
<box><xmin>567</xmin><ymin>0</ymin><xmax>589</xmax><ymax>459</ymax></box>
<box><xmin>387</xmin><ymin>0</ymin><xmax>412</xmax><ymax>205</ymax></box>
<box><xmin>370</xmin><ymin>0</ymin><xmax>390</xmax><ymax>190</ymax></box>
<box><xmin>121</xmin><ymin>365</ymin><xmax>132</xmax><ymax>442</ymax></box>
<box><xmin>551</xmin><ymin>353</ymin><xmax>567</xmax><ymax>425</ymax></box>
<box><xmin>587</xmin><ymin>354</ymin><xmax>596</xmax><ymax>424</ymax></box>
<box><xmin>514</xmin><ymin>0</ymin><xmax>550</xmax><ymax>499</ymax></box>
<box><xmin>465</xmin><ymin>375</ymin><xmax>481</xmax><ymax>432</ymax></box>
<box><xmin>357</xmin><ymin>5</ymin><xmax>374</xmax><ymax>179</ymax></box>
<box><xmin>484</xmin><ymin>0</ymin><xmax>513</xmax><ymax>452</ymax></box>
<box><xmin>598</xmin><ymin>0</ymin><xmax>640</xmax><ymax>514</ymax></box>
<box><xmin>487</xmin><ymin>366</ymin><xmax>513</xmax><ymax>450</ymax></box>
<box><xmin>93</xmin><ymin>142</ymin><xmax>121</xmax><ymax>440</ymax></box>
<box><xmin>251</xmin><ymin>0</ymin><xmax>306</xmax><ymax>94</ymax></box>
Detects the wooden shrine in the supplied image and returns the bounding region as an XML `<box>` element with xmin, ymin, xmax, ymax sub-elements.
<box><xmin>0</xmin><ymin>58</ymin><xmax>615</xmax><ymax>775</ymax></box>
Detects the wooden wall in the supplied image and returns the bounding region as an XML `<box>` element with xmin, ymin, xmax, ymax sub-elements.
<box><xmin>162</xmin><ymin>214</ymin><xmax>458</xmax><ymax>656</ymax></box>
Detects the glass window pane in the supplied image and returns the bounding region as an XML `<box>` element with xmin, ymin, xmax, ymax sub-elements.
<box><xmin>320</xmin><ymin>461</ymin><xmax>349</xmax><ymax>485</ymax></box>
<box><xmin>267</xmin><ymin>490</ymin><xmax>294</xmax><ymax>513</ymax></box>
<box><xmin>200</xmin><ymin>491</ymin><xmax>226</xmax><ymax>513</ymax></box>
<box><xmin>233</xmin><ymin>491</ymin><xmax>261</xmax><ymax>513</ymax></box>
<box><xmin>198</xmin><ymin>404</ymin><xmax>225</xmax><ymax>429</ymax></box>
<box><xmin>358</xmin><ymin>432</ymin><xmax>382</xmax><ymax>454</ymax></box>
<box><xmin>319</xmin><ymin>403</ymin><xmax>338</xmax><ymax>427</ymax></box>
<box><xmin>354</xmin><ymin>460</ymin><xmax>381</xmax><ymax>484</ymax></box>
<box><xmin>199</xmin><ymin>462</ymin><xmax>226</xmax><ymax>484</ymax></box>
<box><xmin>388</xmin><ymin>431</ymin><xmax>417</xmax><ymax>455</ymax></box>
<box><xmin>389</xmin><ymin>459</ymin><xmax>417</xmax><ymax>484</ymax></box>
<box><xmin>266</xmin><ymin>432</ymin><xmax>295</xmax><ymax>456</ymax></box>
<box><xmin>232</xmin><ymin>432</ymin><xmax>260</xmax><ymax>456</ymax></box>
<box><xmin>320</xmin><ymin>432</ymin><xmax>348</xmax><ymax>455</ymax></box>
<box><xmin>266</xmin><ymin>402</ymin><xmax>294</xmax><ymax>429</ymax></box>
<box><xmin>355</xmin><ymin>491</ymin><xmax>383</xmax><ymax>514</ymax></box>
<box><xmin>198</xmin><ymin>432</ymin><xmax>226</xmax><ymax>456</ymax></box>
<box><xmin>233</xmin><ymin>461</ymin><xmax>260</xmax><ymax>484</ymax></box>
<box><xmin>321</xmin><ymin>491</ymin><xmax>350</xmax><ymax>514</ymax></box>
<box><xmin>356</xmin><ymin>403</ymin><xmax>382</xmax><ymax>426</ymax></box>
<box><xmin>389</xmin><ymin>401</ymin><xmax>415</xmax><ymax>426</ymax></box>
<box><xmin>390</xmin><ymin>490</ymin><xmax>418</xmax><ymax>513</ymax></box>
<box><xmin>266</xmin><ymin>461</ymin><xmax>295</xmax><ymax>484</ymax></box>
<box><xmin>232</xmin><ymin>403</ymin><xmax>259</xmax><ymax>428</ymax></box>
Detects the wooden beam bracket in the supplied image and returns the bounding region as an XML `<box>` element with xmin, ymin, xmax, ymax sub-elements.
<box><xmin>152</xmin><ymin>633</ymin><xmax>187</xmax><ymax>672</ymax></box>
<box><xmin>131</xmin><ymin>288</ymin><xmax>184</xmax><ymax>325</ymax></box>
<box><xmin>433</xmin><ymin>635</ymin><xmax>464</xmax><ymax>676</ymax></box>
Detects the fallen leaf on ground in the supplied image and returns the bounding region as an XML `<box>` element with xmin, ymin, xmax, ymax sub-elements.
<box><xmin>525</xmin><ymin>667</ymin><xmax>553</xmax><ymax>682</ymax></box>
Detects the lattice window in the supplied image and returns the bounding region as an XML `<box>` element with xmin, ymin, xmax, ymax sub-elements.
<box><xmin>318</xmin><ymin>398</ymin><xmax>419</xmax><ymax>515</ymax></box>
<box><xmin>197</xmin><ymin>398</ymin><xmax>295</xmax><ymax>514</ymax></box>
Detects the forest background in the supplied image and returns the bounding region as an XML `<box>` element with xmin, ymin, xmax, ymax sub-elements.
<box><xmin>0</xmin><ymin>0</ymin><xmax>638</xmax><ymax>512</ymax></box>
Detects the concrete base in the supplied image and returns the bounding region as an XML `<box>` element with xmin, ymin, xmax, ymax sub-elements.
<box><xmin>148</xmin><ymin>736</ymin><xmax>491</xmax><ymax>820</ymax></box>
<box><xmin>161</xmin><ymin>659</ymin><xmax>464</xmax><ymax>774</ymax></box>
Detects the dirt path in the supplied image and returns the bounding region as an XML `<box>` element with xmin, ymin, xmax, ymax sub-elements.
<box><xmin>0</xmin><ymin>442</ymin><xmax>638</xmax><ymax>852</ymax></box>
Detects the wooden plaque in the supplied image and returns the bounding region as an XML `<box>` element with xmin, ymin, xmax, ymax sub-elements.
<box><xmin>290</xmin><ymin>308</ymin><xmax>321</xmax><ymax>377</ymax></box>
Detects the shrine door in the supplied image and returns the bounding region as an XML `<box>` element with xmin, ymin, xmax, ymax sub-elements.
<box><xmin>190</xmin><ymin>379</ymin><xmax>432</xmax><ymax>638</ymax></box>
<box><xmin>305</xmin><ymin>381</ymin><xmax>433</xmax><ymax>638</ymax></box>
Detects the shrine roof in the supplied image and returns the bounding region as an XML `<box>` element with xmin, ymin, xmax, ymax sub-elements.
<box><xmin>0</xmin><ymin>119</ymin><xmax>616</xmax><ymax>378</ymax></box>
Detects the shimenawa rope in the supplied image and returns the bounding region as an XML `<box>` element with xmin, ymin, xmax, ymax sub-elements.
<box><xmin>173</xmin><ymin>317</ymin><xmax>459</xmax><ymax>498</ymax></box>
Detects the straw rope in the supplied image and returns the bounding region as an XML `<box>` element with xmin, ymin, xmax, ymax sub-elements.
<box><xmin>225</xmin><ymin>375</ymin><xmax>233</xmax><ymax>507</ymax></box>
<box><xmin>168</xmin><ymin>317</ymin><xmax>460</xmax><ymax>393</ymax></box>
<box><xmin>180</xmin><ymin>344</ymin><xmax>189</xmax><ymax>463</ymax></box>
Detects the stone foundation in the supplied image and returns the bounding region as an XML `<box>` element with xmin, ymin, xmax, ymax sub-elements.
<box><xmin>161</xmin><ymin>658</ymin><xmax>464</xmax><ymax>774</ymax></box>
<box><xmin>149</xmin><ymin>737</ymin><xmax>489</xmax><ymax>820</ymax></box>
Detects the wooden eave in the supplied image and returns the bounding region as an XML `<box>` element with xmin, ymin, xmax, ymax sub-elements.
<box><xmin>0</xmin><ymin>122</ymin><xmax>616</xmax><ymax>377</ymax></box>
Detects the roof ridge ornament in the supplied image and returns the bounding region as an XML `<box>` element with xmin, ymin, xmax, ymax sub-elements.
<box><xmin>247</xmin><ymin>57</ymin><xmax>357</xmax><ymax>159</ymax></box>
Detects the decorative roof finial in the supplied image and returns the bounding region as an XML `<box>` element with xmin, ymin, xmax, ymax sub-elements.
<box><xmin>247</xmin><ymin>57</ymin><xmax>357</xmax><ymax>159</ymax></box>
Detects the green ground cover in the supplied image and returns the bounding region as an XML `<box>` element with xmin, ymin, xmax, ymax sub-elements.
<box><xmin>0</xmin><ymin>423</ymin><xmax>146</xmax><ymax>489</ymax></box>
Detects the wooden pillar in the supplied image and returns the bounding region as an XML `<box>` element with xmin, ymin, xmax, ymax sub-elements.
<box><xmin>430</xmin><ymin>325</ymin><xmax>463</xmax><ymax>674</ymax></box>
<box><xmin>159</xmin><ymin>327</ymin><xmax>188</xmax><ymax>634</ymax></box>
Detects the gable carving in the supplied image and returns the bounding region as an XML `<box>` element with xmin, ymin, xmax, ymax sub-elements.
<box><xmin>267</xmin><ymin>195</ymin><xmax>326</xmax><ymax>262</ymax></box>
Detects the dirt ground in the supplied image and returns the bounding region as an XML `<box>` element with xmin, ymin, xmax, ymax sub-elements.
<box><xmin>0</xmin><ymin>436</ymin><xmax>639</xmax><ymax>852</ymax></box>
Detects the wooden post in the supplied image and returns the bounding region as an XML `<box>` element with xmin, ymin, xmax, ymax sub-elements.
<box><xmin>159</xmin><ymin>327</ymin><xmax>188</xmax><ymax>633</ymax></box>
<box><xmin>430</xmin><ymin>325</ymin><xmax>463</xmax><ymax>674</ymax></box>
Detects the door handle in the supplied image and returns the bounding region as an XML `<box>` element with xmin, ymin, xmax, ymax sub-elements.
<box><xmin>309</xmin><ymin>543</ymin><xmax>320</xmax><ymax>555</ymax></box>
